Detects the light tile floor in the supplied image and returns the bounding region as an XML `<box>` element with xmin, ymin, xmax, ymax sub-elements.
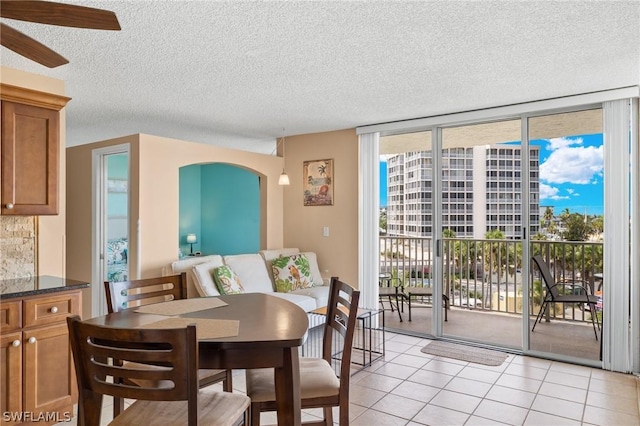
<box><xmin>60</xmin><ymin>331</ymin><xmax>639</xmax><ymax>426</ymax></box>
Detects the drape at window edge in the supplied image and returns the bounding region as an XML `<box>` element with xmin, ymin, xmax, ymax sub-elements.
<box><xmin>602</xmin><ymin>99</ymin><xmax>634</xmax><ymax>373</ymax></box>
<box><xmin>358</xmin><ymin>132</ymin><xmax>380</xmax><ymax>311</ymax></box>
<box><xmin>630</xmin><ymin>99</ymin><xmax>640</xmax><ymax>375</ymax></box>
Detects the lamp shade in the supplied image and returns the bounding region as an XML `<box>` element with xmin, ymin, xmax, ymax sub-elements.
<box><xmin>186</xmin><ymin>234</ymin><xmax>197</xmax><ymax>244</ymax></box>
<box><xmin>278</xmin><ymin>171</ymin><xmax>290</xmax><ymax>186</ymax></box>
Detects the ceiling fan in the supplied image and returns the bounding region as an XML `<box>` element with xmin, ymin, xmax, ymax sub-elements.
<box><xmin>0</xmin><ymin>0</ymin><xmax>120</xmax><ymax>68</ymax></box>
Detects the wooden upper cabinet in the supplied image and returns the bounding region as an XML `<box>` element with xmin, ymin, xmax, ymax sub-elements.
<box><xmin>0</xmin><ymin>84</ymin><xmax>70</xmax><ymax>215</ymax></box>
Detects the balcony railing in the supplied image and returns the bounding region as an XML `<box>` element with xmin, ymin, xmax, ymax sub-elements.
<box><xmin>379</xmin><ymin>236</ymin><xmax>603</xmax><ymax>323</ymax></box>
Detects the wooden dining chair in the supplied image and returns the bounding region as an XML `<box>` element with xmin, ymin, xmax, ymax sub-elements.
<box><xmin>67</xmin><ymin>315</ymin><xmax>250</xmax><ymax>426</ymax></box>
<box><xmin>104</xmin><ymin>274</ymin><xmax>232</xmax><ymax>416</ymax></box>
<box><xmin>245</xmin><ymin>277</ymin><xmax>361</xmax><ymax>426</ymax></box>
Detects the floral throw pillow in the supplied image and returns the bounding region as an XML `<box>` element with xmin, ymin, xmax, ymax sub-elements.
<box><xmin>271</xmin><ymin>254</ymin><xmax>314</xmax><ymax>293</ymax></box>
<box><xmin>212</xmin><ymin>265</ymin><xmax>245</xmax><ymax>295</ymax></box>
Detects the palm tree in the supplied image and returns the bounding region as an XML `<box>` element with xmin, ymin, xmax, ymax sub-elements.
<box><xmin>542</xmin><ymin>206</ymin><xmax>554</xmax><ymax>230</ymax></box>
<box><xmin>483</xmin><ymin>229</ymin><xmax>506</xmax><ymax>277</ymax></box>
<box><xmin>533</xmin><ymin>231</ymin><xmax>547</xmax><ymax>240</ymax></box>
<box><xmin>442</xmin><ymin>228</ymin><xmax>456</xmax><ymax>238</ymax></box>
<box><xmin>562</xmin><ymin>212</ymin><xmax>591</xmax><ymax>241</ymax></box>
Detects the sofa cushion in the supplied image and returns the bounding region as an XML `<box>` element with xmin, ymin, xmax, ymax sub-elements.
<box><xmin>267</xmin><ymin>292</ymin><xmax>319</xmax><ymax>312</ymax></box>
<box><xmin>166</xmin><ymin>255</ymin><xmax>224</xmax><ymax>298</ymax></box>
<box><xmin>192</xmin><ymin>259</ymin><xmax>225</xmax><ymax>297</ymax></box>
<box><xmin>169</xmin><ymin>255</ymin><xmax>224</xmax><ymax>273</ymax></box>
<box><xmin>290</xmin><ymin>285</ymin><xmax>330</xmax><ymax>309</ymax></box>
<box><xmin>259</xmin><ymin>248</ymin><xmax>300</xmax><ymax>262</ymax></box>
<box><xmin>222</xmin><ymin>254</ymin><xmax>274</xmax><ymax>293</ymax></box>
<box><xmin>271</xmin><ymin>254</ymin><xmax>314</xmax><ymax>293</ymax></box>
<box><xmin>213</xmin><ymin>265</ymin><xmax>245</xmax><ymax>295</ymax></box>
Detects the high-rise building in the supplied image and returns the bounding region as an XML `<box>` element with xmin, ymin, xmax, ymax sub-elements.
<box><xmin>386</xmin><ymin>145</ymin><xmax>540</xmax><ymax>239</ymax></box>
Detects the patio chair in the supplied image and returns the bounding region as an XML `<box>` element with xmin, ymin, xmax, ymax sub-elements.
<box><xmin>67</xmin><ymin>315</ymin><xmax>250</xmax><ymax>426</ymax></box>
<box><xmin>105</xmin><ymin>274</ymin><xmax>232</xmax><ymax>416</ymax></box>
<box><xmin>245</xmin><ymin>277</ymin><xmax>361</xmax><ymax>426</ymax></box>
<box><xmin>379</xmin><ymin>273</ymin><xmax>404</xmax><ymax>322</ymax></box>
<box><xmin>531</xmin><ymin>255</ymin><xmax>600</xmax><ymax>339</ymax></box>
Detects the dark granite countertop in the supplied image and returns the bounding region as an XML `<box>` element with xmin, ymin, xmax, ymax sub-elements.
<box><xmin>0</xmin><ymin>275</ymin><xmax>89</xmax><ymax>300</ymax></box>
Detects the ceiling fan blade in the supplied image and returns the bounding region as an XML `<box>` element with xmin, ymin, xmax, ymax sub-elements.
<box><xmin>0</xmin><ymin>23</ymin><xmax>68</xmax><ymax>67</ymax></box>
<box><xmin>0</xmin><ymin>0</ymin><xmax>121</xmax><ymax>30</ymax></box>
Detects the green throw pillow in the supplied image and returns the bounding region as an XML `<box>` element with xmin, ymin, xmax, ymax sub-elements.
<box><xmin>212</xmin><ymin>265</ymin><xmax>245</xmax><ymax>295</ymax></box>
<box><xmin>271</xmin><ymin>254</ymin><xmax>313</xmax><ymax>293</ymax></box>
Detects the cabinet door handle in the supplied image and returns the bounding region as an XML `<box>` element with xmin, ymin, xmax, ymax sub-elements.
<box><xmin>5</xmin><ymin>203</ymin><xmax>14</xmax><ymax>209</ymax></box>
<box><xmin>50</xmin><ymin>306</ymin><xmax>58</xmax><ymax>314</ymax></box>
<box><xmin>28</xmin><ymin>337</ymin><xmax>36</xmax><ymax>344</ymax></box>
<box><xmin>12</xmin><ymin>340</ymin><xmax>21</xmax><ymax>347</ymax></box>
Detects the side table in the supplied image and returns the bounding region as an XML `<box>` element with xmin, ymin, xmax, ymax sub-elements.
<box><xmin>351</xmin><ymin>308</ymin><xmax>385</xmax><ymax>372</ymax></box>
<box><xmin>304</xmin><ymin>306</ymin><xmax>385</xmax><ymax>375</ymax></box>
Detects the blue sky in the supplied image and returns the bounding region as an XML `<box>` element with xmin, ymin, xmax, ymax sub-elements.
<box><xmin>380</xmin><ymin>162</ymin><xmax>388</xmax><ymax>207</ymax></box>
<box><xmin>533</xmin><ymin>133</ymin><xmax>603</xmax><ymax>216</ymax></box>
<box><xmin>380</xmin><ymin>133</ymin><xmax>604</xmax><ymax>215</ymax></box>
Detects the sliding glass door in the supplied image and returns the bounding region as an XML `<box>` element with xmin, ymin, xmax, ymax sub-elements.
<box><xmin>439</xmin><ymin>119</ymin><xmax>525</xmax><ymax>350</ymax></box>
<box><xmin>379</xmin><ymin>131</ymin><xmax>435</xmax><ymax>334</ymax></box>
<box><xmin>527</xmin><ymin>108</ymin><xmax>604</xmax><ymax>363</ymax></box>
<box><xmin>365</xmin><ymin>92</ymin><xmax>638</xmax><ymax>371</ymax></box>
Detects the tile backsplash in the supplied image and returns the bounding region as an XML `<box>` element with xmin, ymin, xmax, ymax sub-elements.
<box><xmin>0</xmin><ymin>215</ymin><xmax>36</xmax><ymax>280</ymax></box>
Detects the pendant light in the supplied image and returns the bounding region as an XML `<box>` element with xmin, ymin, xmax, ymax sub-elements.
<box><xmin>278</xmin><ymin>135</ymin><xmax>290</xmax><ymax>186</ymax></box>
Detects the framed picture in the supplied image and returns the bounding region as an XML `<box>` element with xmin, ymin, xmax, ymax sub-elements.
<box><xmin>303</xmin><ymin>159</ymin><xmax>333</xmax><ymax>206</ymax></box>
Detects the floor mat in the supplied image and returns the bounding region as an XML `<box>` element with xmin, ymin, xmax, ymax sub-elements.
<box><xmin>421</xmin><ymin>341</ymin><xmax>508</xmax><ymax>366</ymax></box>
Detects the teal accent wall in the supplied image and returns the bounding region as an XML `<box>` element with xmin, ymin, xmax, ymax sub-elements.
<box><xmin>201</xmin><ymin>164</ymin><xmax>260</xmax><ymax>255</ymax></box>
<box><xmin>106</xmin><ymin>154</ymin><xmax>128</xmax><ymax>217</ymax></box>
<box><xmin>179</xmin><ymin>163</ymin><xmax>260</xmax><ymax>257</ymax></box>
<box><xmin>108</xmin><ymin>154</ymin><xmax>128</xmax><ymax>179</ymax></box>
<box><xmin>179</xmin><ymin>165</ymin><xmax>202</xmax><ymax>256</ymax></box>
<box><xmin>106</xmin><ymin>153</ymin><xmax>128</xmax><ymax>240</ymax></box>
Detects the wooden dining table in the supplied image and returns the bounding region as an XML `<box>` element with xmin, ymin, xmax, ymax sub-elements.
<box><xmin>84</xmin><ymin>293</ymin><xmax>309</xmax><ymax>425</ymax></box>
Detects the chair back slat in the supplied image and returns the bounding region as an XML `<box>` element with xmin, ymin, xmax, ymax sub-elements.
<box><xmin>67</xmin><ymin>315</ymin><xmax>199</xmax><ymax>424</ymax></box>
<box><xmin>322</xmin><ymin>277</ymin><xmax>360</xmax><ymax>393</ymax></box>
<box><xmin>532</xmin><ymin>255</ymin><xmax>561</xmax><ymax>299</ymax></box>
<box><xmin>105</xmin><ymin>274</ymin><xmax>187</xmax><ymax>313</ymax></box>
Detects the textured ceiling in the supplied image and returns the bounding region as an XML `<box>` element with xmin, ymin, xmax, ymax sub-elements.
<box><xmin>1</xmin><ymin>0</ymin><xmax>638</xmax><ymax>154</ymax></box>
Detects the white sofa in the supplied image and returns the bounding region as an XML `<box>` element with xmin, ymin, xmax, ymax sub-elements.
<box><xmin>162</xmin><ymin>248</ymin><xmax>330</xmax><ymax>314</ymax></box>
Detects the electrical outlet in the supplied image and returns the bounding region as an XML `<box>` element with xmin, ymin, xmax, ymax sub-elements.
<box><xmin>323</xmin><ymin>226</ymin><xmax>330</xmax><ymax>237</ymax></box>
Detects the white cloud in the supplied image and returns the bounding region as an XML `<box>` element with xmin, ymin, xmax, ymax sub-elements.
<box><xmin>547</xmin><ymin>137</ymin><xmax>582</xmax><ymax>151</ymax></box>
<box><xmin>540</xmin><ymin>138</ymin><xmax>602</xmax><ymax>184</ymax></box>
<box><xmin>540</xmin><ymin>183</ymin><xmax>569</xmax><ymax>200</ymax></box>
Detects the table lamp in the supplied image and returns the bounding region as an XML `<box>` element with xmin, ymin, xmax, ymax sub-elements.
<box><xmin>186</xmin><ymin>233</ymin><xmax>197</xmax><ymax>256</ymax></box>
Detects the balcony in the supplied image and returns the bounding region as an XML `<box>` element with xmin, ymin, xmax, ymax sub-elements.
<box><xmin>379</xmin><ymin>236</ymin><xmax>603</xmax><ymax>361</ymax></box>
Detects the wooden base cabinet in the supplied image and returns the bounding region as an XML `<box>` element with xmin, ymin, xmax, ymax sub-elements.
<box><xmin>1</xmin><ymin>330</ymin><xmax>22</xmax><ymax>422</ymax></box>
<box><xmin>1</xmin><ymin>290</ymin><xmax>80</xmax><ymax>425</ymax></box>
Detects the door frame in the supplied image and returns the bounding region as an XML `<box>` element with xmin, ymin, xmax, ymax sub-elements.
<box><xmin>91</xmin><ymin>143</ymin><xmax>130</xmax><ymax>317</ymax></box>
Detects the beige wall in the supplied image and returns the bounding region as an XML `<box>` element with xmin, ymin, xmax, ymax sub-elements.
<box><xmin>282</xmin><ymin>129</ymin><xmax>359</xmax><ymax>288</ymax></box>
<box><xmin>66</xmin><ymin>134</ymin><xmax>285</xmax><ymax>317</ymax></box>
<box><xmin>66</xmin><ymin>135</ymin><xmax>135</xmax><ymax>317</ymax></box>
<box><xmin>136</xmin><ymin>134</ymin><xmax>285</xmax><ymax>276</ymax></box>
<box><xmin>0</xmin><ymin>67</ymin><xmax>68</xmax><ymax>278</ymax></box>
